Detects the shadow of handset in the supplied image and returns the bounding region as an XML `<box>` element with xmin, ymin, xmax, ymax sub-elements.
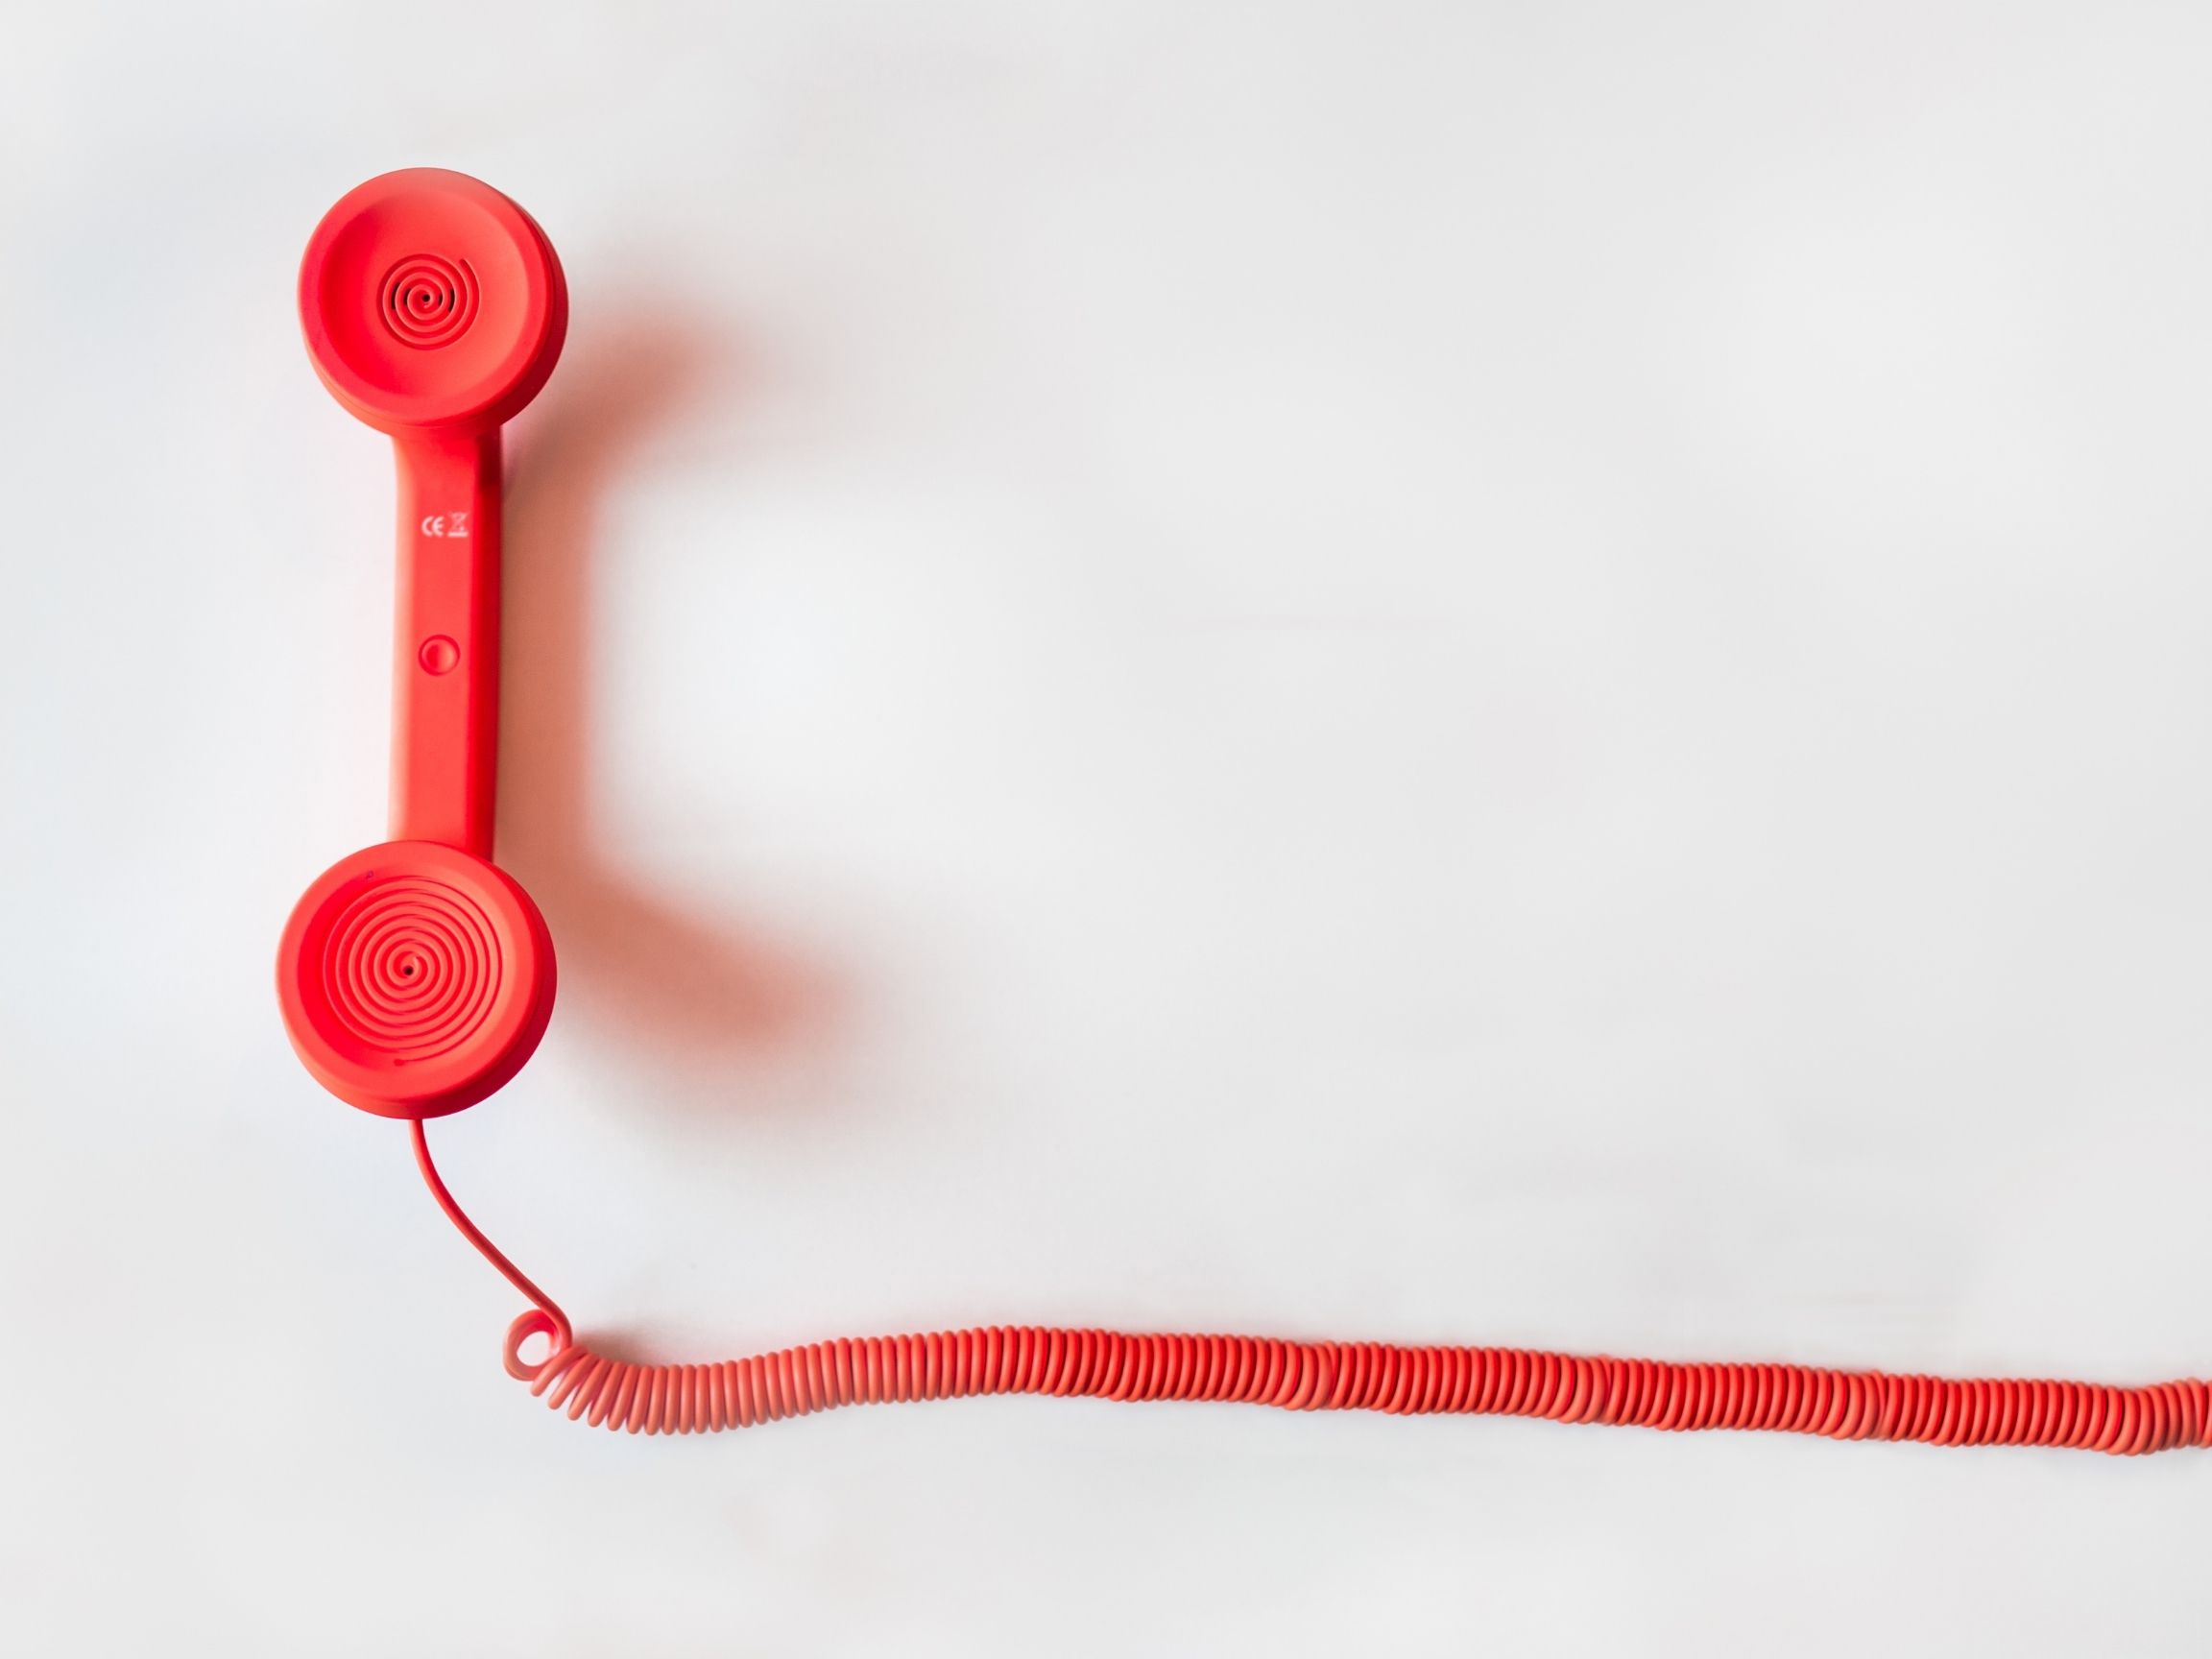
<box><xmin>497</xmin><ymin>310</ymin><xmax>838</xmax><ymax>1096</ymax></box>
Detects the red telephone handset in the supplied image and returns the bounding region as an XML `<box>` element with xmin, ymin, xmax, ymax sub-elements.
<box><xmin>278</xmin><ymin>171</ymin><xmax>2212</xmax><ymax>1451</ymax></box>
<box><xmin>277</xmin><ymin>170</ymin><xmax>565</xmax><ymax>1119</ymax></box>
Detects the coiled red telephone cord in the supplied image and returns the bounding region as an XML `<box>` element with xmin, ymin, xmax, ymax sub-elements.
<box><xmin>410</xmin><ymin>1123</ymin><xmax>2209</xmax><ymax>1453</ymax></box>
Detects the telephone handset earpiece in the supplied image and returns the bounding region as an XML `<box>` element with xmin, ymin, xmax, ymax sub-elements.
<box><xmin>276</xmin><ymin>169</ymin><xmax>565</xmax><ymax>1118</ymax></box>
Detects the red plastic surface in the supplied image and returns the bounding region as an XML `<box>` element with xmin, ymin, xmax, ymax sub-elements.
<box><xmin>279</xmin><ymin>841</ymin><xmax>554</xmax><ymax>1118</ymax></box>
<box><xmin>277</xmin><ymin>170</ymin><xmax>565</xmax><ymax>1118</ymax></box>
<box><xmin>299</xmin><ymin>168</ymin><xmax>565</xmax><ymax>437</ymax></box>
<box><xmin>392</xmin><ymin>430</ymin><xmax>502</xmax><ymax>855</ymax></box>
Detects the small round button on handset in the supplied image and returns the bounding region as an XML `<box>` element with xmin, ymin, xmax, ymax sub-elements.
<box><xmin>279</xmin><ymin>171</ymin><xmax>565</xmax><ymax>1118</ymax></box>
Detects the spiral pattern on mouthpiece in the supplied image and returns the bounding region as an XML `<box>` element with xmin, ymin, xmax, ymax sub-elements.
<box><xmin>321</xmin><ymin>874</ymin><xmax>504</xmax><ymax>1061</ymax></box>
<box><xmin>379</xmin><ymin>253</ymin><xmax>479</xmax><ymax>349</ymax></box>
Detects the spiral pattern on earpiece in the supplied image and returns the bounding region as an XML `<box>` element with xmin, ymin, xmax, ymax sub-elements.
<box><xmin>379</xmin><ymin>253</ymin><xmax>478</xmax><ymax>348</ymax></box>
<box><xmin>321</xmin><ymin>874</ymin><xmax>503</xmax><ymax>1061</ymax></box>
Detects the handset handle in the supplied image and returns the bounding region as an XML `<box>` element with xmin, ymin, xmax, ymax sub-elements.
<box><xmin>391</xmin><ymin>429</ymin><xmax>502</xmax><ymax>857</ymax></box>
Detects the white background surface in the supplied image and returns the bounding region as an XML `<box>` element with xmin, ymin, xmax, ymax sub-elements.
<box><xmin>6</xmin><ymin>3</ymin><xmax>2212</xmax><ymax>1652</ymax></box>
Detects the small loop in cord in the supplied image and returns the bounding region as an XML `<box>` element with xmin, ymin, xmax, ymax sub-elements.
<box><xmin>504</xmin><ymin>1308</ymin><xmax>570</xmax><ymax>1382</ymax></box>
